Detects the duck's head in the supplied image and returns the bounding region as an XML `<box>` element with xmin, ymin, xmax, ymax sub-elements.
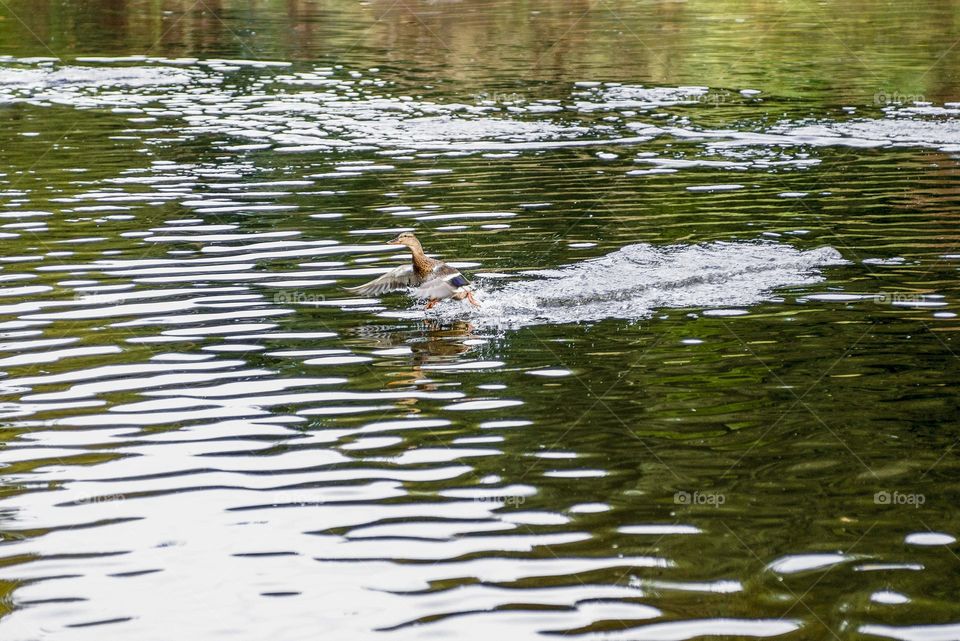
<box><xmin>388</xmin><ymin>232</ymin><xmax>420</xmax><ymax>248</ymax></box>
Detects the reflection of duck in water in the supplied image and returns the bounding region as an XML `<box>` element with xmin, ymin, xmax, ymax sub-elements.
<box><xmin>345</xmin><ymin>232</ymin><xmax>480</xmax><ymax>309</ymax></box>
<box><xmin>351</xmin><ymin>320</ymin><xmax>478</xmax><ymax>363</ymax></box>
<box><xmin>350</xmin><ymin>320</ymin><xmax>479</xmax><ymax>403</ymax></box>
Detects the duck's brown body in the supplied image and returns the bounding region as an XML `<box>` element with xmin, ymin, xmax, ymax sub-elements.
<box><xmin>410</xmin><ymin>244</ymin><xmax>437</xmax><ymax>279</ymax></box>
<box><xmin>345</xmin><ymin>233</ymin><xmax>480</xmax><ymax>309</ymax></box>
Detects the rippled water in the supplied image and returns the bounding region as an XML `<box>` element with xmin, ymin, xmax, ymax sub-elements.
<box><xmin>2</xmin><ymin>2</ymin><xmax>960</xmax><ymax>640</ymax></box>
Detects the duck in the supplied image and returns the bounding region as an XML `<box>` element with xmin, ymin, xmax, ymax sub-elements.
<box><xmin>345</xmin><ymin>232</ymin><xmax>480</xmax><ymax>309</ymax></box>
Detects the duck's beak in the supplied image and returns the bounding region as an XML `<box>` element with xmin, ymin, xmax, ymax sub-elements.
<box><xmin>387</xmin><ymin>235</ymin><xmax>403</xmax><ymax>245</ymax></box>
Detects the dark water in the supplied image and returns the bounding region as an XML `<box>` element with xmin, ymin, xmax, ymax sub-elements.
<box><xmin>1</xmin><ymin>2</ymin><xmax>960</xmax><ymax>640</ymax></box>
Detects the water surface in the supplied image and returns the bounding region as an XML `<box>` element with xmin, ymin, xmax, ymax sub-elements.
<box><xmin>1</xmin><ymin>2</ymin><xmax>960</xmax><ymax>640</ymax></box>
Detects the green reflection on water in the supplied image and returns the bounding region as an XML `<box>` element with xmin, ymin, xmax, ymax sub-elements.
<box><xmin>0</xmin><ymin>0</ymin><xmax>960</xmax><ymax>638</ymax></box>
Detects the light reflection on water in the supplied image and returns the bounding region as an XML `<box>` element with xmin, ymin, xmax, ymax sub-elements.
<box><xmin>1</xmin><ymin>2</ymin><xmax>960</xmax><ymax>640</ymax></box>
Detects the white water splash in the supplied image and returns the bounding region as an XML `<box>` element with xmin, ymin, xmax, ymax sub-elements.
<box><xmin>5</xmin><ymin>59</ymin><xmax>960</xmax><ymax>157</ymax></box>
<box><xmin>0</xmin><ymin>59</ymin><xmax>596</xmax><ymax>152</ymax></box>
<box><xmin>0</xmin><ymin>64</ymin><xmax>199</xmax><ymax>89</ymax></box>
<box><xmin>435</xmin><ymin>241</ymin><xmax>847</xmax><ymax>327</ymax></box>
<box><xmin>574</xmin><ymin>83</ymin><xmax>712</xmax><ymax>111</ymax></box>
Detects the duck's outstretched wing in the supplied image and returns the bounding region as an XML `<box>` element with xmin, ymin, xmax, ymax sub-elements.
<box><xmin>344</xmin><ymin>265</ymin><xmax>421</xmax><ymax>296</ymax></box>
<box><xmin>414</xmin><ymin>263</ymin><xmax>473</xmax><ymax>300</ymax></box>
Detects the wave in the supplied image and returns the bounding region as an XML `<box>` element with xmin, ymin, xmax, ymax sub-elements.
<box><xmin>434</xmin><ymin>241</ymin><xmax>847</xmax><ymax>327</ymax></box>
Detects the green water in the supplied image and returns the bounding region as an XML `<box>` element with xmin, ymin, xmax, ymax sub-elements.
<box><xmin>1</xmin><ymin>2</ymin><xmax>960</xmax><ymax>640</ymax></box>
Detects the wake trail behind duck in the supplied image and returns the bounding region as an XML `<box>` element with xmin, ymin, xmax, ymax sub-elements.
<box><xmin>436</xmin><ymin>241</ymin><xmax>848</xmax><ymax>328</ymax></box>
